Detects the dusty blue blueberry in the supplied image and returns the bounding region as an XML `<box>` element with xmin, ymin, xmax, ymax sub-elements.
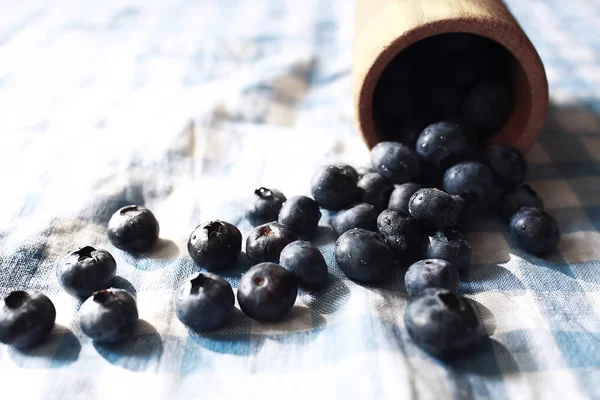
<box><xmin>279</xmin><ymin>241</ymin><xmax>328</xmax><ymax>291</ymax></box>
<box><xmin>79</xmin><ymin>288</ymin><xmax>138</xmax><ymax>343</ymax></box>
<box><xmin>188</xmin><ymin>220</ymin><xmax>242</xmax><ymax>271</ymax></box>
<box><xmin>404</xmin><ymin>259</ymin><xmax>459</xmax><ymax>297</ymax></box>
<box><xmin>311</xmin><ymin>164</ymin><xmax>360</xmax><ymax>210</ymax></box>
<box><xmin>278</xmin><ymin>196</ymin><xmax>322</xmax><ymax>239</ymax></box>
<box><xmin>377</xmin><ymin>209</ymin><xmax>425</xmax><ymax>262</ymax></box>
<box><xmin>357</xmin><ymin>172</ymin><xmax>394</xmax><ymax>210</ymax></box>
<box><xmin>335</xmin><ymin>228</ymin><xmax>395</xmax><ymax>283</ymax></box>
<box><xmin>486</xmin><ymin>145</ymin><xmax>528</xmax><ymax>189</ymax></box>
<box><xmin>408</xmin><ymin>188</ymin><xmax>459</xmax><ymax>229</ymax></box>
<box><xmin>404</xmin><ymin>288</ymin><xmax>485</xmax><ymax>358</ymax></box>
<box><xmin>424</xmin><ymin>229</ymin><xmax>472</xmax><ymax>270</ymax></box>
<box><xmin>443</xmin><ymin>161</ymin><xmax>494</xmax><ymax>205</ymax></box>
<box><xmin>388</xmin><ymin>183</ymin><xmax>424</xmax><ymax>215</ymax></box>
<box><xmin>416</xmin><ymin>122</ymin><xmax>467</xmax><ymax>171</ymax></box>
<box><xmin>510</xmin><ymin>207</ymin><xmax>560</xmax><ymax>254</ymax></box>
<box><xmin>246</xmin><ymin>187</ymin><xmax>287</xmax><ymax>227</ymax></box>
<box><xmin>499</xmin><ymin>184</ymin><xmax>543</xmax><ymax>219</ymax></box>
<box><xmin>0</xmin><ymin>291</ymin><xmax>56</xmax><ymax>349</ymax></box>
<box><xmin>237</xmin><ymin>262</ymin><xmax>298</xmax><ymax>322</ymax></box>
<box><xmin>57</xmin><ymin>246</ymin><xmax>117</xmax><ymax>298</ymax></box>
<box><xmin>108</xmin><ymin>205</ymin><xmax>160</xmax><ymax>253</ymax></box>
<box><xmin>246</xmin><ymin>222</ymin><xmax>298</xmax><ymax>264</ymax></box>
<box><xmin>370</xmin><ymin>141</ymin><xmax>421</xmax><ymax>184</ymax></box>
<box><xmin>332</xmin><ymin>203</ymin><xmax>379</xmax><ymax>237</ymax></box>
<box><xmin>175</xmin><ymin>272</ymin><xmax>234</xmax><ymax>332</ymax></box>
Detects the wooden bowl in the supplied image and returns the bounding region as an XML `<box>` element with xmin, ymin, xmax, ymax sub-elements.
<box><xmin>353</xmin><ymin>0</ymin><xmax>548</xmax><ymax>152</ymax></box>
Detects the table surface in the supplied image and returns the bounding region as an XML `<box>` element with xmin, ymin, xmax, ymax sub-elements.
<box><xmin>1</xmin><ymin>1</ymin><xmax>600</xmax><ymax>399</ymax></box>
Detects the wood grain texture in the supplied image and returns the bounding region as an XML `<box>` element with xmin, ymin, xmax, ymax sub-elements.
<box><xmin>353</xmin><ymin>0</ymin><xmax>548</xmax><ymax>151</ymax></box>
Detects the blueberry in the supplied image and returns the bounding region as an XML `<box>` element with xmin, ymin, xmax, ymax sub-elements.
<box><xmin>246</xmin><ymin>222</ymin><xmax>298</xmax><ymax>264</ymax></box>
<box><xmin>442</xmin><ymin>161</ymin><xmax>494</xmax><ymax>204</ymax></box>
<box><xmin>277</xmin><ymin>196</ymin><xmax>321</xmax><ymax>239</ymax></box>
<box><xmin>108</xmin><ymin>205</ymin><xmax>159</xmax><ymax>253</ymax></box>
<box><xmin>0</xmin><ymin>291</ymin><xmax>56</xmax><ymax>349</ymax></box>
<box><xmin>377</xmin><ymin>209</ymin><xmax>425</xmax><ymax>261</ymax></box>
<box><xmin>463</xmin><ymin>81</ymin><xmax>513</xmax><ymax>136</ymax></box>
<box><xmin>416</xmin><ymin>122</ymin><xmax>467</xmax><ymax>172</ymax></box>
<box><xmin>370</xmin><ymin>141</ymin><xmax>421</xmax><ymax>184</ymax></box>
<box><xmin>424</xmin><ymin>229</ymin><xmax>472</xmax><ymax>270</ymax></box>
<box><xmin>335</xmin><ymin>228</ymin><xmax>395</xmax><ymax>283</ymax></box>
<box><xmin>499</xmin><ymin>184</ymin><xmax>543</xmax><ymax>219</ymax></box>
<box><xmin>404</xmin><ymin>259</ymin><xmax>459</xmax><ymax>297</ymax></box>
<box><xmin>332</xmin><ymin>203</ymin><xmax>379</xmax><ymax>237</ymax></box>
<box><xmin>188</xmin><ymin>220</ymin><xmax>242</xmax><ymax>271</ymax></box>
<box><xmin>237</xmin><ymin>262</ymin><xmax>298</xmax><ymax>322</ymax></box>
<box><xmin>279</xmin><ymin>241</ymin><xmax>328</xmax><ymax>290</ymax></box>
<box><xmin>311</xmin><ymin>164</ymin><xmax>360</xmax><ymax>210</ymax></box>
<box><xmin>357</xmin><ymin>172</ymin><xmax>394</xmax><ymax>210</ymax></box>
<box><xmin>486</xmin><ymin>145</ymin><xmax>527</xmax><ymax>189</ymax></box>
<box><xmin>404</xmin><ymin>288</ymin><xmax>484</xmax><ymax>358</ymax></box>
<box><xmin>388</xmin><ymin>183</ymin><xmax>424</xmax><ymax>215</ymax></box>
<box><xmin>245</xmin><ymin>187</ymin><xmax>287</xmax><ymax>227</ymax></box>
<box><xmin>56</xmin><ymin>246</ymin><xmax>117</xmax><ymax>298</ymax></box>
<box><xmin>356</xmin><ymin>166</ymin><xmax>374</xmax><ymax>178</ymax></box>
<box><xmin>174</xmin><ymin>272</ymin><xmax>235</xmax><ymax>331</ymax></box>
<box><xmin>408</xmin><ymin>188</ymin><xmax>459</xmax><ymax>229</ymax></box>
<box><xmin>510</xmin><ymin>207</ymin><xmax>560</xmax><ymax>254</ymax></box>
<box><xmin>79</xmin><ymin>288</ymin><xmax>138</xmax><ymax>343</ymax></box>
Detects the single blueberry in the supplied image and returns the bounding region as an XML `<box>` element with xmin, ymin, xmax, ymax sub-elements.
<box><xmin>334</xmin><ymin>228</ymin><xmax>395</xmax><ymax>283</ymax></box>
<box><xmin>278</xmin><ymin>196</ymin><xmax>321</xmax><ymax>239</ymax></box>
<box><xmin>108</xmin><ymin>205</ymin><xmax>160</xmax><ymax>253</ymax></box>
<box><xmin>0</xmin><ymin>291</ymin><xmax>56</xmax><ymax>349</ymax></box>
<box><xmin>56</xmin><ymin>246</ymin><xmax>117</xmax><ymax>298</ymax></box>
<box><xmin>416</xmin><ymin>122</ymin><xmax>467</xmax><ymax>172</ymax></box>
<box><xmin>442</xmin><ymin>161</ymin><xmax>494</xmax><ymax>204</ymax></box>
<box><xmin>404</xmin><ymin>259</ymin><xmax>459</xmax><ymax>297</ymax></box>
<box><xmin>499</xmin><ymin>184</ymin><xmax>543</xmax><ymax>219</ymax></box>
<box><xmin>245</xmin><ymin>187</ymin><xmax>287</xmax><ymax>227</ymax></box>
<box><xmin>246</xmin><ymin>222</ymin><xmax>298</xmax><ymax>264</ymax></box>
<box><xmin>370</xmin><ymin>141</ymin><xmax>421</xmax><ymax>184</ymax></box>
<box><xmin>377</xmin><ymin>209</ymin><xmax>425</xmax><ymax>261</ymax></box>
<box><xmin>175</xmin><ymin>272</ymin><xmax>235</xmax><ymax>331</ymax></box>
<box><xmin>424</xmin><ymin>229</ymin><xmax>472</xmax><ymax>270</ymax></box>
<box><xmin>408</xmin><ymin>188</ymin><xmax>459</xmax><ymax>229</ymax></box>
<box><xmin>357</xmin><ymin>172</ymin><xmax>394</xmax><ymax>210</ymax></box>
<box><xmin>486</xmin><ymin>145</ymin><xmax>528</xmax><ymax>189</ymax></box>
<box><xmin>388</xmin><ymin>183</ymin><xmax>424</xmax><ymax>215</ymax></box>
<box><xmin>463</xmin><ymin>81</ymin><xmax>513</xmax><ymax>136</ymax></box>
<box><xmin>310</xmin><ymin>164</ymin><xmax>360</xmax><ymax>210</ymax></box>
<box><xmin>188</xmin><ymin>220</ymin><xmax>242</xmax><ymax>271</ymax></box>
<box><xmin>279</xmin><ymin>241</ymin><xmax>328</xmax><ymax>291</ymax></box>
<box><xmin>79</xmin><ymin>288</ymin><xmax>138</xmax><ymax>343</ymax></box>
<box><xmin>404</xmin><ymin>288</ymin><xmax>485</xmax><ymax>358</ymax></box>
<box><xmin>237</xmin><ymin>262</ymin><xmax>298</xmax><ymax>322</ymax></box>
<box><xmin>332</xmin><ymin>203</ymin><xmax>379</xmax><ymax>237</ymax></box>
<box><xmin>510</xmin><ymin>207</ymin><xmax>560</xmax><ymax>254</ymax></box>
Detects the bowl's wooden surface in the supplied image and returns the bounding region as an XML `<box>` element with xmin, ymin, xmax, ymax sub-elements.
<box><xmin>353</xmin><ymin>0</ymin><xmax>548</xmax><ymax>151</ymax></box>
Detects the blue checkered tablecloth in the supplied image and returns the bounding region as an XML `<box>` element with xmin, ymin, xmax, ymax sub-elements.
<box><xmin>1</xmin><ymin>0</ymin><xmax>600</xmax><ymax>399</ymax></box>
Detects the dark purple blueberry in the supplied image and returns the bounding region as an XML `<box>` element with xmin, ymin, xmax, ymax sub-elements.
<box><xmin>486</xmin><ymin>145</ymin><xmax>528</xmax><ymax>189</ymax></box>
<box><xmin>79</xmin><ymin>288</ymin><xmax>138</xmax><ymax>343</ymax></box>
<box><xmin>0</xmin><ymin>291</ymin><xmax>56</xmax><ymax>349</ymax></box>
<box><xmin>416</xmin><ymin>122</ymin><xmax>467</xmax><ymax>172</ymax></box>
<box><xmin>334</xmin><ymin>228</ymin><xmax>395</xmax><ymax>283</ymax></box>
<box><xmin>175</xmin><ymin>272</ymin><xmax>235</xmax><ymax>331</ymax></box>
<box><xmin>408</xmin><ymin>188</ymin><xmax>459</xmax><ymax>229</ymax></box>
<box><xmin>331</xmin><ymin>203</ymin><xmax>379</xmax><ymax>237</ymax></box>
<box><xmin>279</xmin><ymin>241</ymin><xmax>328</xmax><ymax>291</ymax></box>
<box><xmin>108</xmin><ymin>205</ymin><xmax>159</xmax><ymax>253</ymax></box>
<box><xmin>463</xmin><ymin>81</ymin><xmax>513</xmax><ymax>136</ymax></box>
<box><xmin>404</xmin><ymin>259</ymin><xmax>459</xmax><ymax>297</ymax></box>
<box><xmin>499</xmin><ymin>184</ymin><xmax>544</xmax><ymax>219</ymax></box>
<box><xmin>245</xmin><ymin>187</ymin><xmax>287</xmax><ymax>227</ymax></box>
<box><xmin>56</xmin><ymin>246</ymin><xmax>117</xmax><ymax>298</ymax></box>
<box><xmin>188</xmin><ymin>220</ymin><xmax>242</xmax><ymax>271</ymax></box>
<box><xmin>388</xmin><ymin>183</ymin><xmax>424</xmax><ymax>215</ymax></box>
<box><xmin>424</xmin><ymin>229</ymin><xmax>472</xmax><ymax>270</ymax></box>
<box><xmin>370</xmin><ymin>141</ymin><xmax>421</xmax><ymax>184</ymax></box>
<box><xmin>357</xmin><ymin>172</ymin><xmax>394</xmax><ymax>210</ymax></box>
<box><xmin>405</xmin><ymin>288</ymin><xmax>485</xmax><ymax>358</ymax></box>
<box><xmin>277</xmin><ymin>196</ymin><xmax>322</xmax><ymax>239</ymax></box>
<box><xmin>377</xmin><ymin>209</ymin><xmax>425</xmax><ymax>261</ymax></box>
<box><xmin>310</xmin><ymin>164</ymin><xmax>360</xmax><ymax>210</ymax></box>
<box><xmin>237</xmin><ymin>262</ymin><xmax>298</xmax><ymax>322</ymax></box>
<box><xmin>442</xmin><ymin>161</ymin><xmax>494</xmax><ymax>205</ymax></box>
<box><xmin>246</xmin><ymin>222</ymin><xmax>298</xmax><ymax>264</ymax></box>
<box><xmin>510</xmin><ymin>207</ymin><xmax>560</xmax><ymax>254</ymax></box>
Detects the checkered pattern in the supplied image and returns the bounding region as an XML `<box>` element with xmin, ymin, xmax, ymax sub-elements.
<box><xmin>1</xmin><ymin>0</ymin><xmax>600</xmax><ymax>398</ymax></box>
